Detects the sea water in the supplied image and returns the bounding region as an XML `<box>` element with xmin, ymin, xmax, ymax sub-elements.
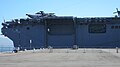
<box><xmin>0</xmin><ymin>45</ymin><xmax>14</xmax><ymax>52</ymax></box>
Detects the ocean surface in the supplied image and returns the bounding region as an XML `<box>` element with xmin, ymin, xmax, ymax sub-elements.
<box><xmin>0</xmin><ymin>45</ymin><xmax>14</xmax><ymax>52</ymax></box>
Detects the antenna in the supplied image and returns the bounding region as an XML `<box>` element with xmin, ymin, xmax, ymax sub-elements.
<box><xmin>3</xmin><ymin>17</ymin><xmax>5</xmax><ymax>23</ymax></box>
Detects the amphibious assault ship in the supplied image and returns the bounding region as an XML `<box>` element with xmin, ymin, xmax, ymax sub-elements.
<box><xmin>1</xmin><ymin>9</ymin><xmax>120</xmax><ymax>50</ymax></box>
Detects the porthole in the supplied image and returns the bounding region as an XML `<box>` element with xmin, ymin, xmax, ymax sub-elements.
<box><xmin>26</xmin><ymin>27</ymin><xmax>30</xmax><ymax>30</ymax></box>
<box><xmin>111</xmin><ymin>26</ymin><xmax>114</xmax><ymax>29</ymax></box>
<box><xmin>115</xmin><ymin>26</ymin><xmax>119</xmax><ymax>29</ymax></box>
<box><xmin>111</xmin><ymin>26</ymin><xmax>120</xmax><ymax>29</ymax></box>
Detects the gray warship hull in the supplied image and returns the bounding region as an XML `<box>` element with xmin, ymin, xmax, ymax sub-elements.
<box><xmin>1</xmin><ymin>11</ymin><xmax>120</xmax><ymax>50</ymax></box>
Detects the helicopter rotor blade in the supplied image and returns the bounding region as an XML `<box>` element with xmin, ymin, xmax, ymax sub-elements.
<box><xmin>113</xmin><ymin>12</ymin><xmax>117</xmax><ymax>14</ymax></box>
<box><xmin>116</xmin><ymin>8</ymin><xmax>119</xmax><ymax>12</ymax></box>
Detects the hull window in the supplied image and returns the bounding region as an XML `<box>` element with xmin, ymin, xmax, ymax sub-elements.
<box><xmin>89</xmin><ymin>24</ymin><xmax>106</xmax><ymax>33</ymax></box>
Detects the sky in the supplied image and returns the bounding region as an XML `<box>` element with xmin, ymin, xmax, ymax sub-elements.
<box><xmin>0</xmin><ymin>0</ymin><xmax>120</xmax><ymax>47</ymax></box>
